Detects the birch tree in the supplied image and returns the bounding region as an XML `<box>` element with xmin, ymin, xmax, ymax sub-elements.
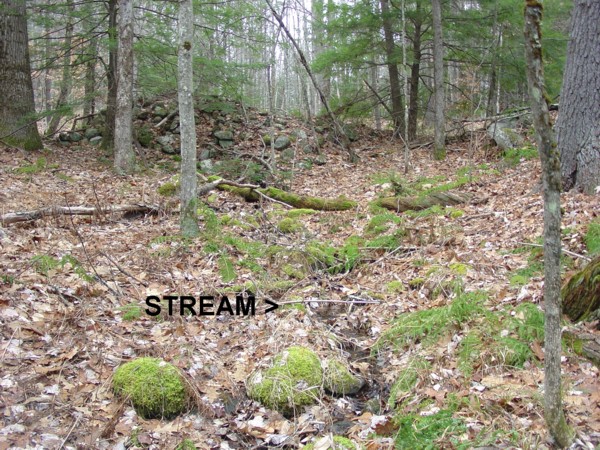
<box><xmin>178</xmin><ymin>0</ymin><xmax>199</xmax><ymax>237</ymax></box>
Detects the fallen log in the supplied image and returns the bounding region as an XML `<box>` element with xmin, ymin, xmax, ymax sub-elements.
<box><xmin>563</xmin><ymin>329</ymin><xmax>600</xmax><ymax>368</ymax></box>
<box><xmin>216</xmin><ymin>184</ymin><xmax>357</xmax><ymax>211</ymax></box>
<box><xmin>562</xmin><ymin>254</ymin><xmax>600</xmax><ymax>323</ymax></box>
<box><xmin>0</xmin><ymin>204</ymin><xmax>159</xmax><ymax>225</ymax></box>
<box><xmin>373</xmin><ymin>191</ymin><xmax>473</xmax><ymax>212</ymax></box>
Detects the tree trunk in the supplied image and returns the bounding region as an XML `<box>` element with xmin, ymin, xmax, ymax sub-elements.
<box><xmin>178</xmin><ymin>0</ymin><xmax>199</xmax><ymax>237</ymax></box>
<box><xmin>524</xmin><ymin>2</ymin><xmax>572</xmax><ymax>447</ymax></box>
<box><xmin>0</xmin><ymin>0</ymin><xmax>43</xmax><ymax>150</ymax></box>
<box><xmin>46</xmin><ymin>0</ymin><xmax>74</xmax><ymax>136</ymax></box>
<box><xmin>555</xmin><ymin>0</ymin><xmax>600</xmax><ymax>194</ymax></box>
<box><xmin>562</xmin><ymin>255</ymin><xmax>600</xmax><ymax>323</ymax></box>
<box><xmin>113</xmin><ymin>0</ymin><xmax>135</xmax><ymax>173</ymax></box>
<box><xmin>103</xmin><ymin>0</ymin><xmax>118</xmax><ymax>150</ymax></box>
<box><xmin>431</xmin><ymin>0</ymin><xmax>445</xmax><ymax>160</ymax></box>
<box><xmin>83</xmin><ymin>35</ymin><xmax>98</xmax><ymax>117</ymax></box>
<box><xmin>407</xmin><ymin>1</ymin><xmax>422</xmax><ymax>142</ymax></box>
<box><xmin>486</xmin><ymin>1</ymin><xmax>500</xmax><ymax>118</ymax></box>
<box><xmin>380</xmin><ymin>0</ymin><xmax>405</xmax><ymax>136</ymax></box>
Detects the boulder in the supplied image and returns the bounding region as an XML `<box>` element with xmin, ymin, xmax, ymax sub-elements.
<box><xmin>84</xmin><ymin>128</ymin><xmax>100</xmax><ymax>140</ymax></box>
<box><xmin>274</xmin><ymin>135</ymin><xmax>291</xmax><ymax>150</ymax></box>
<box><xmin>213</xmin><ymin>130</ymin><xmax>234</xmax><ymax>141</ymax></box>
<box><xmin>89</xmin><ymin>136</ymin><xmax>102</xmax><ymax>146</ymax></box>
<box><xmin>487</xmin><ymin>119</ymin><xmax>524</xmax><ymax>150</ymax></box>
<box><xmin>70</xmin><ymin>132</ymin><xmax>83</xmax><ymax>142</ymax></box>
<box><xmin>157</xmin><ymin>135</ymin><xmax>177</xmax><ymax>154</ymax></box>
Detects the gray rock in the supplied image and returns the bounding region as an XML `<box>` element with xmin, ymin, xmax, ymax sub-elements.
<box><xmin>199</xmin><ymin>148</ymin><xmax>216</xmax><ymax>160</ymax></box>
<box><xmin>213</xmin><ymin>130</ymin><xmax>234</xmax><ymax>141</ymax></box>
<box><xmin>157</xmin><ymin>135</ymin><xmax>177</xmax><ymax>154</ymax></box>
<box><xmin>274</xmin><ymin>135</ymin><xmax>291</xmax><ymax>150</ymax></box>
<box><xmin>154</xmin><ymin>106</ymin><xmax>168</xmax><ymax>118</ymax></box>
<box><xmin>70</xmin><ymin>132</ymin><xmax>83</xmax><ymax>142</ymax></box>
<box><xmin>137</xmin><ymin>110</ymin><xmax>150</xmax><ymax>120</ymax></box>
<box><xmin>89</xmin><ymin>136</ymin><xmax>102</xmax><ymax>146</ymax></box>
<box><xmin>314</xmin><ymin>155</ymin><xmax>327</xmax><ymax>165</ymax></box>
<box><xmin>487</xmin><ymin>120</ymin><xmax>524</xmax><ymax>150</ymax></box>
<box><xmin>152</xmin><ymin>116</ymin><xmax>162</xmax><ymax>124</ymax></box>
<box><xmin>84</xmin><ymin>128</ymin><xmax>100</xmax><ymax>139</ymax></box>
<box><xmin>218</xmin><ymin>139</ymin><xmax>234</xmax><ymax>149</ymax></box>
<box><xmin>303</xmin><ymin>144</ymin><xmax>318</xmax><ymax>154</ymax></box>
<box><xmin>169</xmin><ymin>117</ymin><xmax>179</xmax><ymax>131</ymax></box>
<box><xmin>59</xmin><ymin>132</ymin><xmax>70</xmax><ymax>142</ymax></box>
<box><xmin>293</xmin><ymin>129</ymin><xmax>308</xmax><ymax>140</ymax></box>
<box><xmin>281</xmin><ymin>148</ymin><xmax>295</xmax><ymax>160</ymax></box>
<box><xmin>199</xmin><ymin>159</ymin><xmax>213</xmax><ymax>171</ymax></box>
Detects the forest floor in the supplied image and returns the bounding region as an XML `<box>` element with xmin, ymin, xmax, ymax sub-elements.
<box><xmin>0</xmin><ymin>115</ymin><xmax>599</xmax><ymax>449</ymax></box>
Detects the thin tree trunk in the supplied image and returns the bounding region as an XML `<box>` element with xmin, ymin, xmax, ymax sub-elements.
<box><xmin>0</xmin><ymin>0</ymin><xmax>43</xmax><ymax>150</ymax></box>
<box><xmin>486</xmin><ymin>1</ymin><xmax>500</xmax><ymax>117</ymax></box>
<box><xmin>46</xmin><ymin>0</ymin><xmax>74</xmax><ymax>136</ymax></box>
<box><xmin>113</xmin><ymin>0</ymin><xmax>135</xmax><ymax>173</ymax></box>
<box><xmin>407</xmin><ymin>1</ymin><xmax>422</xmax><ymax>141</ymax></box>
<box><xmin>178</xmin><ymin>0</ymin><xmax>199</xmax><ymax>237</ymax></box>
<box><xmin>103</xmin><ymin>0</ymin><xmax>118</xmax><ymax>150</ymax></box>
<box><xmin>524</xmin><ymin>2</ymin><xmax>572</xmax><ymax>447</ymax></box>
<box><xmin>432</xmin><ymin>0</ymin><xmax>445</xmax><ymax>160</ymax></box>
<box><xmin>83</xmin><ymin>36</ymin><xmax>98</xmax><ymax>117</ymax></box>
<box><xmin>380</xmin><ymin>0</ymin><xmax>405</xmax><ymax>136</ymax></box>
<box><xmin>371</xmin><ymin>63</ymin><xmax>381</xmax><ymax>130</ymax></box>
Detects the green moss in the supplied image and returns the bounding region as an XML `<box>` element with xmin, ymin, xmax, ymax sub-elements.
<box><xmin>394</xmin><ymin>409</ymin><xmax>466</xmax><ymax>449</ymax></box>
<box><xmin>137</xmin><ymin>125</ymin><xmax>153</xmax><ymax>147</ymax></box>
<box><xmin>449</xmin><ymin>262</ymin><xmax>470</xmax><ymax>276</ymax></box>
<box><xmin>120</xmin><ymin>304</ymin><xmax>142</xmax><ymax>321</ymax></box>
<box><xmin>388</xmin><ymin>358</ymin><xmax>431</xmax><ymax>408</ymax></box>
<box><xmin>283</xmin><ymin>264</ymin><xmax>305</xmax><ymax>279</ymax></box>
<box><xmin>408</xmin><ymin>277</ymin><xmax>425</xmax><ymax>288</ymax></box>
<box><xmin>322</xmin><ymin>359</ymin><xmax>364</xmax><ymax>395</ymax></box>
<box><xmin>158</xmin><ymin>181</ymin><xmax>178</xmax><ymax>197</ymax></box>
<box><xmin>448</xmin><ymin>208</ymin><xmax>465</xmax><ymax>219</ymax></box>
<box><xmin>14</xmin><ymin>157</ymin><xmax>49</xmax><ymax>174</ymax></box>
<box><xmin>175</xmin><ymin>439</ymin><xmax>197</xmax><ymax>450</ymax></box>
<box><xmin>386</xmin><ymin>280</ymin><xmax>405</xmax><ymax>294</ymax></box>
<box><xmin>278</xmin><ymin>218</ymin><xmax>302</xmax><ymax>233</ymax></box>
<box><xmin>303</xmin><ymin>436</ymin><xmax>360</xmax><ymax>450</ymax></box>
<box><xmin>365</xmin><ymin>213</ymin><xmax>402</xmax><ymax>236</ymax></box>
<box><xmin>287</xmin><ymin>208</ymin><xmax>317</xmax><ymax>218</ymax></box>
<box><xmin>112</xmin><ymin>357</ymin><xmax>187</xmax><ymax>419</ymax></box>
<box><xmin>246</xmin><ymin>346</ymin><xmax>323</xmax><ymax>413</ymax></box>
<box><xmin>503</xmin><ymin>146</ymin><xmax>538</xmax><ymax>166</ymax></box>
<box><xmin>584</xmin><ymin>221</ymin><xmax>600</xmax><ymax>255</ymax></box>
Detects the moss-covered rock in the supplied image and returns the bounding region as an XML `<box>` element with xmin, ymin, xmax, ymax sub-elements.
<box><xmin>303</xmin><ymin>436</ymin><xmax>360</xmax><ymax>450</ymax></box>
<box><xmin>246</xmin><ymin>346</ymin><xmax>323</xmax><ymax>414</ymax></box>
<box><xmin>158</xmin><ymin>181</ymin><xmax>178</xmax><ymax>197</ymax></box>
<box><xmin>112</xmin><ymin>357</ymin><xmax>187</xmax><ymax>419</ymax></box>
<box><xmin>322</xmin><ymin>359</ymin><xmax>364</xmax><ymax>395</ymax></box>
<box><xmin>278</xmin><ymin>218</ymin><xmax>302</xmax><ymax>233</ymax></box>
<box><xmin>136</xmin><ymin>125</ymin><xmax>153</xmax><ymax>147</ymax></box>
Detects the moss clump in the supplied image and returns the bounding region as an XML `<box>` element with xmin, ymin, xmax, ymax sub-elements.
<box><xmin>158</xmin><ymin>181</ymin><xmax>178</xmax><ymax>197</ymax></box>
<box><xmin>365</xmin><ymin>213</ymin><xmax>402</xmax><ymax>237</ymax></box>
<box><xmin>386</xmin><ymin>280</ymin><xmax>404</xmax><ymax>294</ymax></box>
<box><xmin>175</xmin><ymin>439</ymin><xmax>197</xmax><ymax>450</ymax></box>
<box><xmin>136</xmin><ymin>125</ymin><xmax>153</xmax><ymax>147</ymax></box>
<box><xmin>112</xmin><ymin>357</ymin><xmax>187</xmax><ymax>419</ymax></box>
<box><xmin>303</xmin><ymin>436</ymin><xmax>360</xmax><ymax>450</ymax></box>
<box><xmin>449</xmin><ymin>262</ymin><xmax>470</xmax><ymax>276</ymax></box>
<box><xmin>584</xmin><ymin>221</ymin><xmax>600</xmax><ymax>255</ymax></box>
<box><xmin>322</xmin><ymin>359</ymin><xmax>364</xmax><ymax>395</ymax></box>
<box><xmin>246</xmin><ymin>346</ymin><xmax>323</xmax><ymax>413</ymax></box>
<box><xmin>408</xmin><ymin>277</ymin><xmax>425</xmax><ymax>288</ymax></box>
<box><xmin>278</xmin><ymin>218</ymin><xmax>303</xmax><ymax>233</ymax></box>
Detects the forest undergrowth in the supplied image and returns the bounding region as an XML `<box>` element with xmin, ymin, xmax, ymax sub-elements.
<box><xmin>0</xmin><ymin>121</ymin><xmax>598</xmax><ymax>449</ymax></box>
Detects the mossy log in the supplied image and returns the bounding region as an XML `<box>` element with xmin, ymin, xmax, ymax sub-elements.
<box><xmin>563</xmin><ymin>330</ymin><xmax>600</xmax><ymax>368</ymax></box>
<box><xmin>374</xmin><ymin>191</ymin><xmax>472</xmax><ymax>212</ymax></box>
<box><xmin>217</xmin><ymin>185</ymin><xmax>357</xmax><ymax>211</ymax></box>
<box><xmin>561</xmin><ymin>255</ymin><xmax>600</xmax><ymax>322</ymax></box>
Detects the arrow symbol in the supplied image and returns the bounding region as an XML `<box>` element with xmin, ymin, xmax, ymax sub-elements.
<box><xmin>265</xmin><ymin>299</ymin><xmax>279</xmax><ymax>314</ymax></box>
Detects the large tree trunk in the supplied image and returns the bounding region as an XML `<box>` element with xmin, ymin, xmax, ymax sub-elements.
<box><xmin>0</xmin><ymin>0</ymin><xmax>43</xmax><ymax>150</ymax></box>
<box><xmin>431</xmin><ymin>0</ymin><xmax>445</xmax><ymax>160</ymax></box>
<box><xmin>113</xmin><ymin>0</ymin><xmax>135</xmax><ymax>174</ymax></box>
<box><xmin>103</xmin><ymin>0</ymin><xmax>118</xmax><ymax>150</ymax></box>
<box><xmin>380</xmin><ymin>0</ymin><xmax>405</xmax><ymax>136</ymax></box>
<box><xmin>562</xmin><ymin>255</ymin><xmax>600</xmax><ymax>323</ymax></box>
<box><xmin>555</xmin><ymin>0</ymin><xmax>600</xmax><ymax>194</ymax></box>
<box><xmin>178</xmin><ymin>0</ymin><xmax>199</xmax><ymax>237</ymax></box>
<box><xmin>524</xmin><ymin>2</ymin><xmax>572</xmax><ymax>447</ymax></box>
<box><xmin>407</xmin><ymin>1</ymin><xmax>422</xmax><ymax>142</ymax></box>
<box><xmin>83</xmin><ymin>35</ymin><xmax>98</xmax><ymax>117</ymax></box>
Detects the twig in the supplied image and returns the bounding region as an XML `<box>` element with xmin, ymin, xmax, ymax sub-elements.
<box><xmin>515</xmin><ymin>241</ymin><xmax>591</xmax><ymax>262</ymax></box>
<box><xmin>58</xmin><ymin>415</ymin><xmax>80</xmax><ymax>449</ymax></box>
<box><xmin>278</xmin><ymin>298</ymin><xmax>381</xmax><ymax>305</ymax></box>
<box><xmin>101</xmin><ymin>251</ymin><xmax>149</xmax><ymax>287</ymax></box>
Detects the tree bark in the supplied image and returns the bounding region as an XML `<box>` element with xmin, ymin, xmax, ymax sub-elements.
<box><xmin>103</xmin><ymin>0</ymin><xmax>118</xmax><ymax>150</ymax></box>
<box><xmin>562</xmin><ymin>255</ymin><xmax>600</xmax><ymax>323</ymax></box>
<box><xmin>113</xmin><ymin>0</ymin><xmax>135</xmax><ymax>174</ymax></box>
<box><xmin>380</xmin><ymin>0</ymin><xmax>405</xmax><ymax>136</ymax></box>
<box><xmin>555</xmin><ymin>0</ymin><xmax>600</xmax><ymax>194</ymax></box>
<box><xmin>0</xmin><ymin>0</ymin><xmax>42</xmax><ymax>150</ymax></box>
<box><xmin>431</xmin><ymin>0</ymin><xmax>445</xmax><ymax>160</ymax></box>
<box><xmin>178</xmin><ymin>0</ymin><xmax>199</xmax><ymax>237</ymax></box>
<box><xmin>83</xmin><ymin>35</ymin><xmax>98</xmax><ymax>117</ymax></box>
<box><xmin>524</xmin><ymin>2</ymin><xmax>572</xmax><ymax>447</ymax></box>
